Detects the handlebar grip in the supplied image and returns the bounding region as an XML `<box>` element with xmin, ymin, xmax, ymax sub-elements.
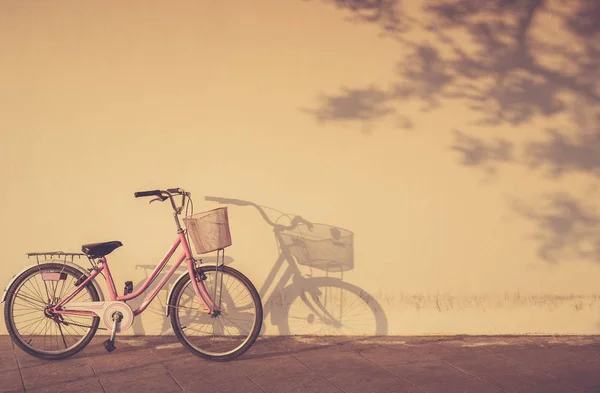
<box><xmin>134</xmin><ymin>190</ymin><xmax>162</xmax><ymax>198</ymax></box>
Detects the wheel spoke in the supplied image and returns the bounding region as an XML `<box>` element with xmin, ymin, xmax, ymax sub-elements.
<box><xmin>56</xmin><ymin>322</ymin><xmax>68</xmax><ymax>349</ymax></box>
<box><xmin>13</xmin><ymin>292</ymin><xmax>47</xmax><ymax>307</ymax></box>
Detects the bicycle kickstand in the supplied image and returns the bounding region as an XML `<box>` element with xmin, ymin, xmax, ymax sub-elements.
<box><xmin>103</xmin><ymin>312</ymin><xmax>123</xmax><ymax>353</ymax></box>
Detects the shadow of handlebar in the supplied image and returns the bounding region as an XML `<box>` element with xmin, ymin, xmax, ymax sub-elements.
<box><xmin>205</xmin><ymin>196</ymin><xmax>253</xmax><ymax>206</ymax></box>
<box><xmin>205</xmin><ymin>196</ymin><xmax>313</xmax><ymax>230</ymax></box>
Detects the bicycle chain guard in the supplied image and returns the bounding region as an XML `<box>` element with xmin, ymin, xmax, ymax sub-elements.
<box><xmin>60</xmin><ymin>301</ymin><xmax>134</xmax><ymax>332</ymax></box>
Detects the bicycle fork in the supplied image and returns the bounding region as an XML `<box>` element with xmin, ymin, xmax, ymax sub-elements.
<box><xmin>188</xmin><ymin>262</ymin><xmax>220</xmax><ymax>315</ymax></box>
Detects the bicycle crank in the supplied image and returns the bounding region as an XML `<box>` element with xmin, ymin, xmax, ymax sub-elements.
<box><xmin>103</xmin><ymin>311</ymin><xmax>123</xmax><ymax>353</ymax></box>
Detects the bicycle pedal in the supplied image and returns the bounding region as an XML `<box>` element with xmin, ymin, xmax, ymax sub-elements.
<box><xmin>103</xmin><ymin>339</ymin><xmax>116</xmax><ymax>353</ymax></box>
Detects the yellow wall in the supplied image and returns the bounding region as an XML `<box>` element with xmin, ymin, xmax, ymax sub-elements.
<box><xmin>2</xmin><ymin>0</ymin><xmax>599</xmax><ymax>335</ymax></box>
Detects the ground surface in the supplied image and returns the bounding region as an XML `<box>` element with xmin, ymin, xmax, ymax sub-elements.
<box><xmin>1</xmin><ymin>335</ymin><xmax>599</xmax><ymax>392</ymax></box>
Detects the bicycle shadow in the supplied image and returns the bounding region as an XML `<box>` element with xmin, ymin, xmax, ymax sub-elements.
<box><xmin>206</xmin><ymin>197</ymin><xmax>388</xmax><ymax>336</ymax></box>
<box><xmin>128</xmin><ymin>255</ymin><xmax>234</xmax><ymax>336</ymax></box>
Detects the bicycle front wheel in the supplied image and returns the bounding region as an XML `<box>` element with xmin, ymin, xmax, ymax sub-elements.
<box><xmin>169</xmin><ymin>265</ymin><xmax>263</xmax><ymax>361</ymax></box>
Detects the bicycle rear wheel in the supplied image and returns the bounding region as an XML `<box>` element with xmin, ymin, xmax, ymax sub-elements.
<box><xmin>169</xmin><ymin>265</ymin><xmax>262</xmax><ymax>361</ymax></box>
<box><xmin>4</xmin><ymin>263</ymin><xmax>100</xmax><ymax>359</ymax></box>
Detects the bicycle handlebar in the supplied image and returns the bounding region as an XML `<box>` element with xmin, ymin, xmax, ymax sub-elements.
<box><xmin>135</xmin><ymin>188</ymin><xmax>188</xmax><ymax>214</ymax></box>
<box><xmin>205</xmin><ymin>196</ymin><xmax>313</xmax><ymax>231</ymax></box>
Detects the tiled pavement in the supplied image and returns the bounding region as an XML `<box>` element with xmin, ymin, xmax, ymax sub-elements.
<box><xmin>1</xmin><ymin>335</ymin><xmax>600</xmax><ymax>393</ymax></box>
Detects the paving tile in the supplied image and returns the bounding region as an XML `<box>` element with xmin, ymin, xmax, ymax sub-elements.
<box><xmin>84</xmin><ymin>337</ymin><xmax>161</xmax><ymax>374</ymax></box>
<box><xmin>26</xmin><ymin>376</ymin><xmax>104</xmax><ymax>393</ymax></box>
<box><xmin>0</xmin><ymin>337</ymin><xmax>13</xmax><ymax>351</ymax></box>
<box><xmin>11</xmin><ymin>347</ymin><xmax>43</xmax><ymax>370</ymax></box>
<box><xmin>535</xmin><ymin>339</ymin><xmax>600</xmax><ymax>363</ymax></box>
<box><xmin>325</xmin><ymin>369</ymin><xmax>421</xmax><ymax>393</ymax></box>
<box><xmin>421</xmin><ymin>344</ymin><xmax>487</xmax><ymax>361</ymax></box>
<box><xmin>166</xmin><ymin>357</ymin><xmax>261</xmax><ymax>393</ymax></box>
<box><xmin>235</xmin><ymin>340</ymin><xmax>342</xmax><ymax>393</ymax></box>
<box><xmin>386</xmin><ymin>359</ymin><xmax>504</xmax><ymax>393</ymax></box>
<box><xmin>253</xmin><ymin>372</ymin><xmax>343</xmax><ymax>393</ymax></box>
<box><xmin>0</xmin><ymin>369</ymin><xmax>23</xmax><ymax>393</ymax></box>
<box><xmin>559</xmin><ymin>346</ymin><xmax>600</xmax><ymax>363</ymax></box>
<box><xmin>20</xmin><ymin>357</ymin><xmax>94</xmax><ymax>390</ymax></box>
<box><xmin>482</xmin><ymin>369</ymin><xmax>581</xmax><ymax>393</ymax></box>
<box><xmin>442</xmin><ymin>347</ymin><xmax>581</xmax><ymax>393</ymax></box>
<box><xmin>13</xmin><ymin>346</ymin><xmax>87</xmax><ymax>370</ymax></box>
<box><xmin>284</xmin><ymin>344</ymin><xmax>419</xmax><ymax>393</ymax></box>
<box><xmin>100</xmin><ymin>363</ymin><xmax>182</xmax><ymax>393</ymax></box>
<box><xmin>235</xmin><ymin>336</ymin><xmax>297</xmax><ymax>363</ymax></box>
<box><xmin>0</xmin><ymin>351</ymin><xmax>18</xmax><ymax>373</ymax></box>
<box><xmin>499</xmin><ymin>346</ymin><xmax>583</xmax><ymax>372</ymax></box>
<box><xmin>541</xmin><ymin>359</ymin><xmax>600</xmax><ymax>391</ymax></box>
<box><xmin>271</xmin><ymin>336</ymin><xmax>350</xmax><ymax>357</ymax></box>
<box><xmin>143</xmin><ymin>336</ymin><xmax>197</xmax><ymax>362</ymax></box>
<box><xmin>358</xmin><ymin>344</ymin><xmax>435</xmax><ymax>367</ymax></box>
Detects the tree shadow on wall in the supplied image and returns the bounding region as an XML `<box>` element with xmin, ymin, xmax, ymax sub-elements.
<box><xmin>307</xmin><ymin>0</ymin><xmax>600</xmax><ymax>264</ymax></box>
<box><xmin>451</xmin><ymin>130</ymin><xmax>514</xmax><ymax>176</ymax></box>
<box><xmin>205</xmin><ymin>196</ymin><xmax>388</xmax><ymax>336</ymax></box>
<box><xmin>512</xmin><ymin>108</ymin><xmax>600</xmax><ymax>263</ymax></box>
<box><xmin>307</xmin><ymin>0</ymin><xmax>599</xmax><ymax>129</ymax></box>
<box><xmin>511</xmin><ymin>193</ymin><xmax>600</xmax><ymax>264</ymax></box>
<box><xmin>453</xmin><ymin>107</ymin><xmax>600</xmax><ymax>262</ymax></box>
<box><xmin>316</xmin><ymin>0</ymin><xmax>412</xmax><ymax>35</ymax></box>
<box><xmin>526</xmin><ymin>114</ymin><xmax>600</xmax><ymax>178</ymax></box>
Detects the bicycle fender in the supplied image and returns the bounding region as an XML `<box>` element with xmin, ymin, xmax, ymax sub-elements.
<box><xmin>165</xmin><ymin>265</ymin><xmax>215</xmax><ymax>317</ymax></box>
<box><xmin>1</xmin><ymin>260</ymin><xmax>105</xmax><ymax>303</ymax></box>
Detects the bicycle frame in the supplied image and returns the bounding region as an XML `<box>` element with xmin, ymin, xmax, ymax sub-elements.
<box><xmin>52</xmin><ymin>232</ymin><xmax>217</xmax><ymax>318</ymax></box>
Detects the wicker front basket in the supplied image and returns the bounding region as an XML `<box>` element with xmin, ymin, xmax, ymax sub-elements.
<box><xmin>183</xmin><ymin>207</ymin><xmax>232</xmax><ymax>254</ymax></box>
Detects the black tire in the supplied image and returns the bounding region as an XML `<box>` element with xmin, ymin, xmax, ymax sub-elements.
<box><xmin>169</xmin><ymin>265</ymin><xmax>262</xmax><ymax>361</ymax></box>
<box><xmin>4</xmin><ymin>263</ymin><xmax>100</xmax><ymax>360</ymax></box>
<box><xmin>277</xmin><ymin>277</ymin><xmax>388</xmax><ymax>336</ymax></box>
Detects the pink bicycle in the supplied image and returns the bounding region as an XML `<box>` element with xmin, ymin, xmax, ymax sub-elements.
<box><xmin>2</xmin><ymin>188</ymin><xmax>263</xmax><ymax>361</ymax></box>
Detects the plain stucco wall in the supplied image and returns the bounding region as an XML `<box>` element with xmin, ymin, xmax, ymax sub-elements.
<box><xmin>1</xmin><ymin>0</ymin><xmax>600</xmax><ymax>336</ymax></box>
